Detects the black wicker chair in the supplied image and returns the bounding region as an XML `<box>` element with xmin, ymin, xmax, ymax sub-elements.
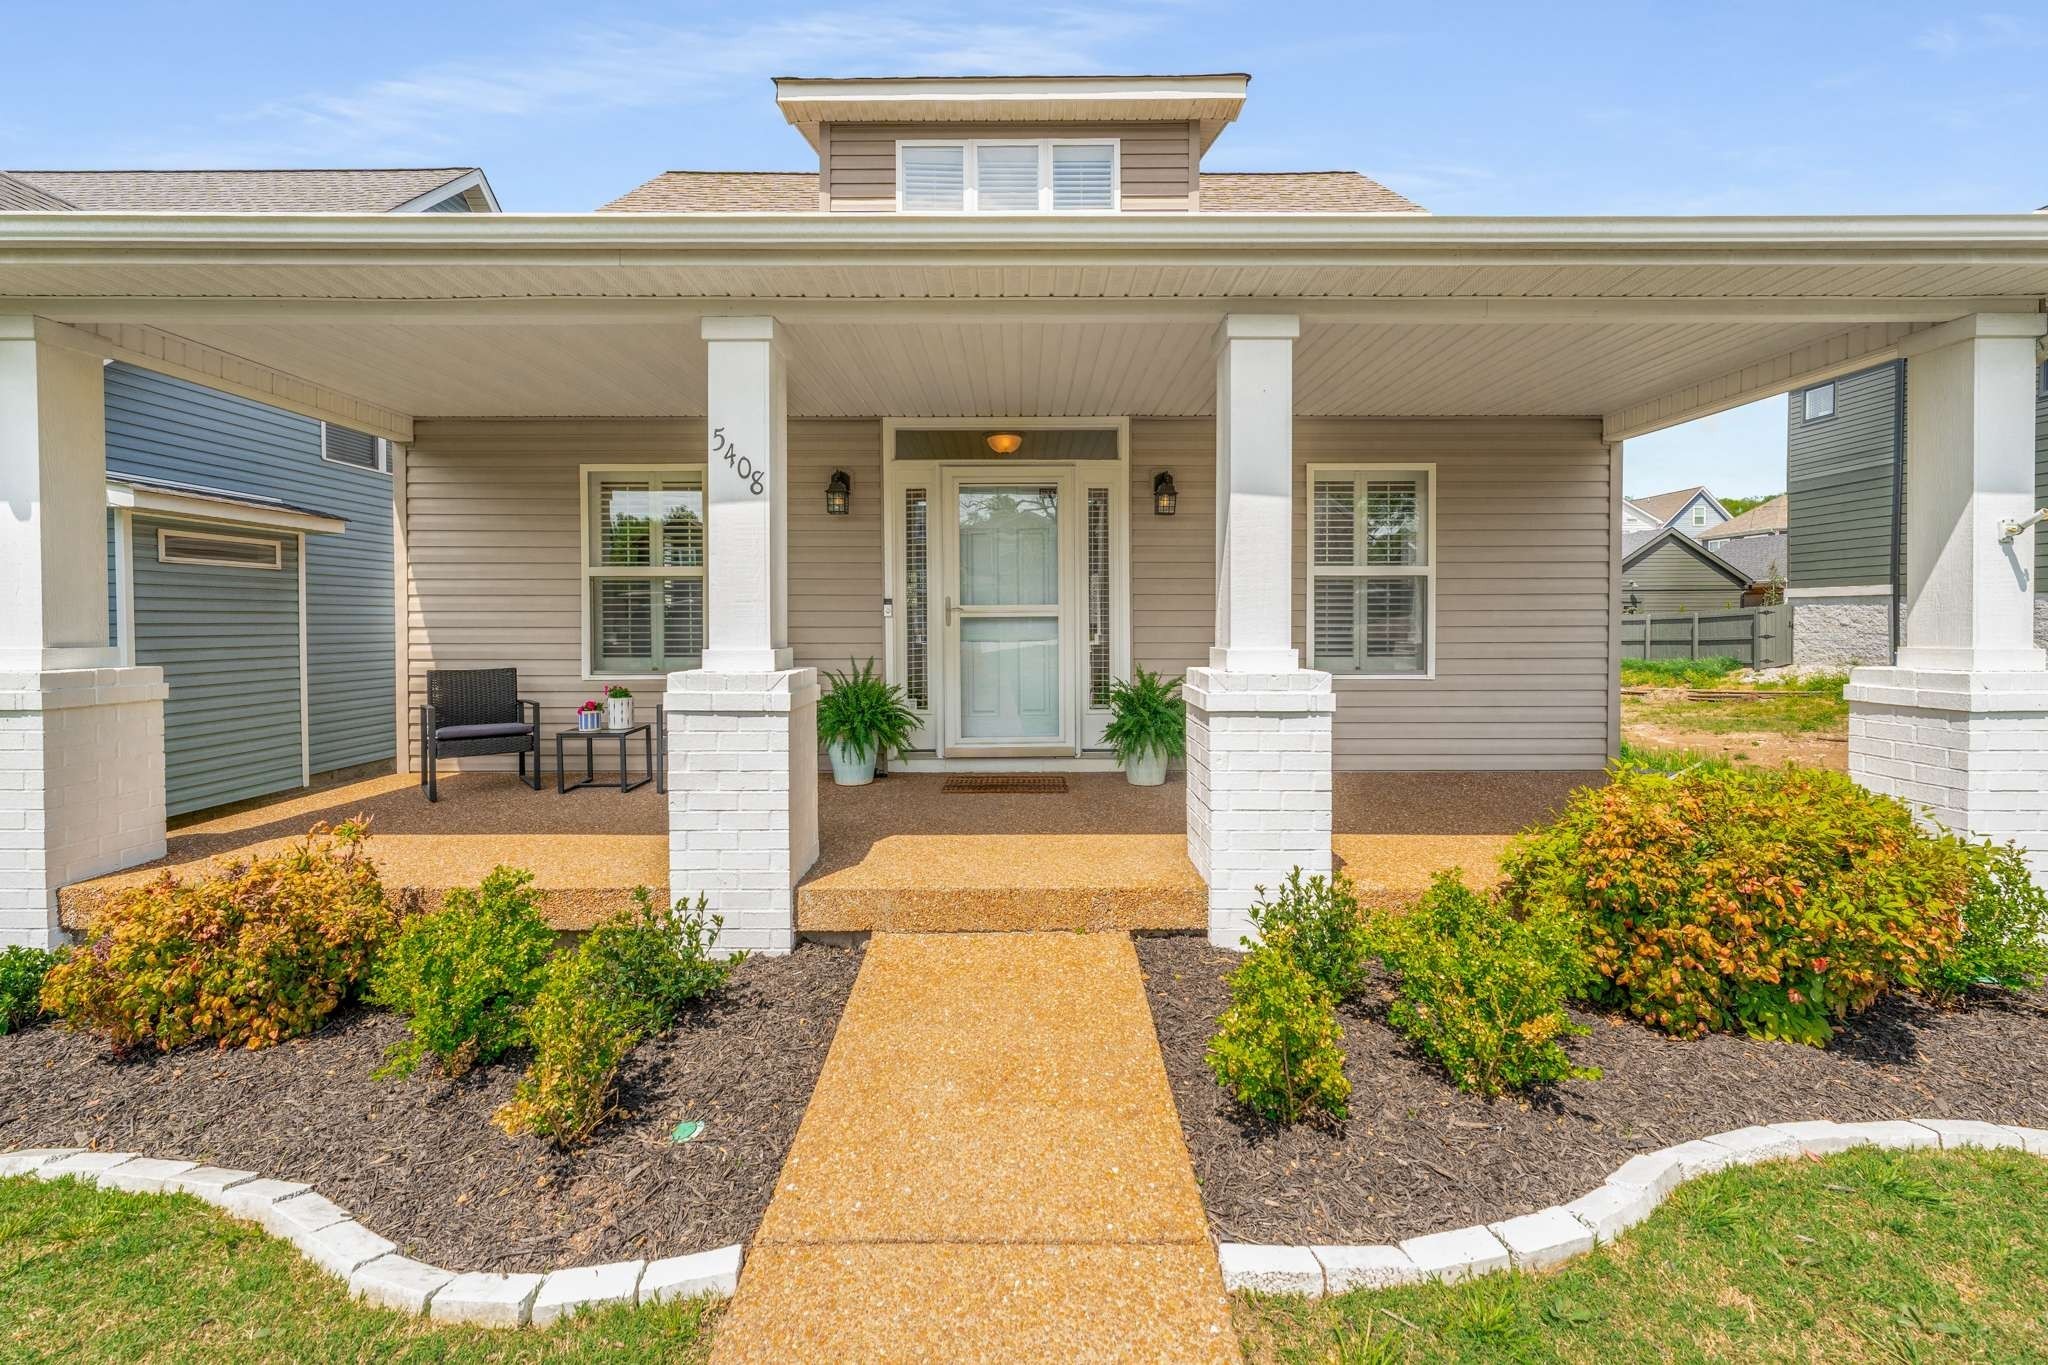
<box><xmin>420</xmin><ymin>667</ymin><xmax>540</xmax><ymax>802</ymax></box>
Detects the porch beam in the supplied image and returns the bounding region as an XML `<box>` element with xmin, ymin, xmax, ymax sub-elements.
<box><xmin>1600</xmin><ymin>320</ymin><xmax>1935</xmax><ymax>441</ymax></box>
<box><xmin>9</xmin><ymin>295</ymin><xmax>2042</xmax><ymax>330</ymax></box>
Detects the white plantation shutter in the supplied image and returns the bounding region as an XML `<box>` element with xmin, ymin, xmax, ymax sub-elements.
<box><xmin>901</xmin><ymin>144</ymin><xmax>966</xmax><ymax>210</ymax></box>
<box><xmin>976</xmin><ymin>144</ymin><xmax>1040</xmax><ymax>211</ymax></box>
<box><xmin>1051</xmin><ymin>143</ymin><xmax>1114</xmax><ymax>209</ymax></box>
<box><xmin>586</xmin><ymin>469</ymin><xmax>705</xmax><ymax>673</ymax></box>
<box><xmin>1307</xmin><ymin>467</ymin><xmax>1433</xmax><ymax>675</ymax></box>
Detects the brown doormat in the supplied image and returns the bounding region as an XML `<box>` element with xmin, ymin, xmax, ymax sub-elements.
<box><xmin>939</xmin><ymin>774</ymin><xmax>1070</xmax><ymax>794</ymax></box>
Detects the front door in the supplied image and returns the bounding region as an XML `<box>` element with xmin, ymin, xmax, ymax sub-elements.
<box><xmin>939</xmin><ymin>467</ymin><xmax>1078</xmax><ymax>753</ymax></box>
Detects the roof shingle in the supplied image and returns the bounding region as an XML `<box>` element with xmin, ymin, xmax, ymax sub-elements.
<box><xmin>1706</xmin><ymin>494</ymin><xmax>1788</xmax><ymax>540</ymax></box>
<box><xmin>0</xmin><ymin>168</ymin><xmax>483</xmax><ymax>213</ymax></box>
<box><xmin>600</xmin><ymin>169</ymin><xmax>1422</xmax><ymax>213</ymax></box>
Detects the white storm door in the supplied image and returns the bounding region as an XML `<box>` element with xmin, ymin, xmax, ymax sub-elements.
<box><xmin>940</xmin><ymin>469</ymin><xmax>1078</xmax><ymax>752</ymax></box>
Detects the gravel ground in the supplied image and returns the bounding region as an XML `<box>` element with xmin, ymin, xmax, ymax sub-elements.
<box><xmin>1136</xmin><ymin>934</ymin><xmax>2048</xmax><ymax>1246</ymax></box>
<box><xmin>0</xmin><ymin>942</ymin><xmax>861</xmax><ymax>1272</ymax></box>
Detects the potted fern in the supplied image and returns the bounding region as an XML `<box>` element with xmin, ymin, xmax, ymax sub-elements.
<box><xmin>817</xmin><ymin>659</ymin><xmax>918</xmax><ymax>786</ymax></box>
<box><xmin>1103</xmin><ymin>667</ymin><xmax>1185</xmax><ymax>786</ymax></box>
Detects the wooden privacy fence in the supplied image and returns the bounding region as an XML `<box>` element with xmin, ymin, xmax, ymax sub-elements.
<box><xmin>1620</xmin><ymin>605</ymin><xmax>1792</xmax><ymax>668</ymax></box>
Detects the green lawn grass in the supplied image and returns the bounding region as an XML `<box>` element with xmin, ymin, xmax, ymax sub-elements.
<box><xmin>1236</xmin><ymin>1147</ymin><xmax>2048</xmax><ymax>1364</ymax></box>
<box><xmin>0</xmin><ymin>1176</ymin><xmax>717</xmax><ymax>1363</ymax></box>
<box><xmin>1623</xmin><ymin>688</ymin><xmax>1848</xmax><ymax>736</ymax></box>
<box><xmin>1618</xmin><ymin>656</ymin><xmax>1744</xmax><ymax>689</ymax></box>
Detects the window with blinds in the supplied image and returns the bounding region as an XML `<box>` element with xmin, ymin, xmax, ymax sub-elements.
<box><xmin>904</xmin><ymin>487</ymin><xmax>930</xmax><ymax>710</ymax></box>
<box><xmin>897</xmin><ymin>139</ymin><xmax>1117</xmax><ymax>212</ymax></box>
<box><xmin>1087</xmin><ymin>487</ymin><xmax>1112</xmax><ymax>707</ymax></box>
<box><xmin>585</xmin><ymin>468</ymin><xmax>705</xmax><ymax>675</ymax></box>
<box><xmin>157</xmin><ymin>528</ymin><xmax>283</xmax><ymax>570</ymax></box>
<box><xmin>1309</xmin><ymin>466</ymin><xmax>1433</xmax><ymax>676</ymax></box>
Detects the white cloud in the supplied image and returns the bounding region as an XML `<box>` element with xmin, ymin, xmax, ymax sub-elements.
<box><xmin>136</xmin><ymin>5</ymin><xmax>1171</xmax><ymax>166</ymax></box>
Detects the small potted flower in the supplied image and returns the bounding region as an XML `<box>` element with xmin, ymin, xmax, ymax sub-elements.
<box><xmin>577</xmin><ymin>699</ymin><xmax>604</xmax><ymax>733</ymax></box>
<box><xmin>604</xmin><ymin>684</ymin><xmax>633</xmax><ymax>731</ymax></box>
<box><xmin>1103</xmin><ymin>667</ymin><xmax>1185</xmax><ymax>786</ymax></box>
<box><xmin>816</xmin><ymin>658</ymin><xmax>918</xmax><ymax>786</ymax></box>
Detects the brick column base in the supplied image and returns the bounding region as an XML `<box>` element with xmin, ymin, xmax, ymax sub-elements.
<box><xmin>1847</xmin><ymin>667</ymin><xmax>2048</xmax><ymax>882</ymax></box>
<box><xmin>0</xmin><ymin>668</ymin><xmax>169</xmax><ymax>947</ymax></box>
<box><xmin>1184</xmin><ymin>667</ymin><xmax>1334</xmax><ymax>948</ymax></box>
<box><xmin>664</xmin><ymin>668</ymin><xmax>820</xmax><ymax>957</ymax></box>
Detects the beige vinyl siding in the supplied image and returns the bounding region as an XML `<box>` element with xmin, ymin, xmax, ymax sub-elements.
<box><xmin>1133</xmin><ymin>418</ymin><xmax>1613</xmax><ymax>771</ymax></box>
<box><xmin>405</xmin><ymin>417</ymin><xmax>880</xmax><ymax>770</ymax></box>
<box><xmin>821</xmin><ymin>121</ymin><xmax>1198</xmax><ymax>212</ymax></box>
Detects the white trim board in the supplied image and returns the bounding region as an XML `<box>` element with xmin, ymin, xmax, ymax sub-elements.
<box><xmin>108</xmin><ymin>480</ymin><xmax>347</xmax><ymax>536</ymax></box>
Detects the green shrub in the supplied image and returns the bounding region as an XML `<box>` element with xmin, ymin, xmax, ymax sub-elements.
<box><xmin>1922</xmin><ymin>840</ymin><xmax>2048</xmax><ymax>1005</ymax></box>
<box><xmin>40</xmin><ymin>822</ymin><xmax>400</xmax><ymax>1054</ymax></box>
<box><xmin>1205</xmin><ymin>932</ymin><xmax>1350</xmax><ymax>1124</ymax></box>
<box><xmin>1247</xmin><ymin>869</ymin><xmax>1373</xmax><ymax>1001</ymax></box>
<box><xmin>493</xmin><ymin>947</ymin><xmax>641</xmax><ymax>1147</ymax></box>
<box><xmin>580</xmin><ymin>888</ymin><xmax>741</xmax><ymax>1031</ymax></box>
<box><xmin>1373</xmin><ymin>874</ymin><xmax>1597</xmax><ymax>1097</ymax></box>
<box><xmin>1618</xmin><ymin>656</ymin><xmax>1743</xmax><ymax>689</ymax></box>
<box><xmin>0</xmin><ymin>946</ymin><xmax>55</xmax><ymax>1035</ymax></box>
<box><xmin>1501</xmin><ymin>766</ymin><xmax>1970</xmax><ymax>1045</ymax></box>
<box><xmin>369</xmin><ymin>866</ymin><xmax>554</xmax><ymax>1079</ymax></box>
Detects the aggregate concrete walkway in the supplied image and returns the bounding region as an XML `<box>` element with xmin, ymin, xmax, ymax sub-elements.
<box><xmin>711</xmin><ymin>932</ymin><xmax>1235</xmax><ymax>1363</ymax></box>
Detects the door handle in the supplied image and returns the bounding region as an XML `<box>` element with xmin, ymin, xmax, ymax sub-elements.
<box><xmin>944</xmin><ymin>595</ymin><xmax>958</xmax><ymax>626</ymax></box>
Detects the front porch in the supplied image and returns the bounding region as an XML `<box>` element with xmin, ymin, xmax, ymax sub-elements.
<box><xmin>56</xmin><ymin>768</ymin><xmax>1596</xmax><ymax>934</ymax></box>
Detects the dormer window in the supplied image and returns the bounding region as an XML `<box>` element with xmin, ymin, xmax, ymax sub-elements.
<box><xmin>897</xmin><ymin>139</ymin><xmax>1118</xmax><ymax>213</ymax></box>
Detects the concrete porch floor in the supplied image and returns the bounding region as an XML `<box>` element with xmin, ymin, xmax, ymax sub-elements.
<box><xmin>57</xmin><ymin>768</ymin><xmax>1600</xmax><ymax>934</ymax></box>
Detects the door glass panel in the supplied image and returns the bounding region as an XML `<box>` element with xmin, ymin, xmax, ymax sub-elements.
<box><xmin>959</xmin><ymin>617</ymin><xmax>1060</xmax><ymax>738</ymax></box>
<box><xmin>957</xmin><ymin>486</ymin><xmax>1059</xmax><ymax>606</ymax></box>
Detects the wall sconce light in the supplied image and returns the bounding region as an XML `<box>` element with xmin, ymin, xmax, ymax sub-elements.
<box><xmin>985</xmin><ymin>432</ymin><xmax>1024</xmax><ymax>455</ymax></box>
<box><xmin>825</xmin><ymin>469</ymin><xmax>851</xmax><ymax>516</ymax></box>
<box><xmin>1153</xmin><ymin>470</ymin><xmax>1178</xmax><ymax>516</ymax></box>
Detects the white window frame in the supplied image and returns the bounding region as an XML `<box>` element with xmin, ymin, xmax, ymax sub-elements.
<box><xmin>895</xmin><ymin>138</ymin><xmax>1120</xmax><ymax>214</ymax></box>
<box><xmin>1803</xmin><ymin>383</ymin><xmax>1836</xmax><ymax>422</ymax></box>
<box><xmin>577</xmin><ymin>462</ymin><xmax>708</xmax><ymax>682</ymax></box>
<box><xmin>1306</xmin><ymin>462</ymin><xmax>1438</xmax><ymax>681</ymax></box>
<box><xmin>156</xmin><ymin>526</ymin><xmax>284</xmax><ymax>571</ymax></box>
<box><xmin>319</xmin><ymin>422</ymin><xmax>391</xmax><ymax>475</ymax></box>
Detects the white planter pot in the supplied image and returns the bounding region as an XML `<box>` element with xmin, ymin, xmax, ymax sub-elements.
<box><xmin>1125</xmin><ymin>749</ymin><xmax>1169</xmax><ymax>786</ymax></box>
<box><xmin>828</xmin><ymin>740</ymin><xmax>876</xmax><ymax>786</ymax></box>
<box><xmin>605</xmin><ymin>696</ymin><xmax>633</xmax><ymax>730</ymax></box>
<box><xmin>578</xmin><ymin>710</ymin><xmax>602</xmax><ymax>733</ymax></box>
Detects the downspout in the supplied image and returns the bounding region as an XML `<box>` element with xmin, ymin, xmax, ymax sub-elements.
<box><xmin>1887</xmin><ymin>359</ymin><xmax>1906</xmax><ymax>663</ymax></box>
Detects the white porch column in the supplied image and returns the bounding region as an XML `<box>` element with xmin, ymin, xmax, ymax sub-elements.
<box><xmin>0</xmin><ymin>317</ymin><xmax>168</xmax><ymax>946</ymax></box>
<box><xmin>666</xmin><ymin>317</ymin><xmax>816</xmax><ymax>955</ymax></box>
<box><xmin>1847</xmin><ymin>312</ymin><xmax>2048</xmax><ymax>879</ymax></box>
<box><xmin>1186</xmin><ymin>314</ymin><xmax>1334</xmax><ymax>947</ymax></box>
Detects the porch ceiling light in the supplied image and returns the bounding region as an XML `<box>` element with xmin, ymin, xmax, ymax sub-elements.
<box><xmin>985</xmin><ymin>432</ymin><xmax>1024</xmax><ymax>455</ymax></box>
<box><xmin>826</xmin><ymin>469</ymin><xmax>851</xmax><ymax>516</ymax></box>
<box><xmin>1153</xmin><ymin>470</ymin><xmax>1178</xmax><ymax>516</ymax></box>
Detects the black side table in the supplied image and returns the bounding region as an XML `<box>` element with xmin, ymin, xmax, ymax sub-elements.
<box><xmin>555</xmin><ymin>723</ymin><xmax>655</xmax><ymax>793</ymax></box>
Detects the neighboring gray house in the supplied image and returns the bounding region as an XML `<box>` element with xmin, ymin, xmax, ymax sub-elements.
<box><xmin>1786</xmin><ymin>358</ymin><xmax>2048</xmax><ymax>665</ymax></box>
<box><xmin>9</xmin><ymin>167</ymin><xmax>499</xmax><ymax>814</ymax></box>
<box><xmin>1627</xmin><ymin>484</ymin><xmax>1732</xmax><ymax>538</ymax></box>
<box><xmin>1622</xmin><ymin>527</ymin><xmax>1767</xmax><ymax>614</ymax></box>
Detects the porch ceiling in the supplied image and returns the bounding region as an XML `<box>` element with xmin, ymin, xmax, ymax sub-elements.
<box><xmin>4</xmin><ymin>212</ymin><xmax>2046</xmax><ymax>426</ymax></box>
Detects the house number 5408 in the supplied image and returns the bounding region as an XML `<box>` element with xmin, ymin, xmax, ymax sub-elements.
<box><xmin>711</xmin><ymin>426</ymin><xmax>765</xmax><ymax>496</ymax></box>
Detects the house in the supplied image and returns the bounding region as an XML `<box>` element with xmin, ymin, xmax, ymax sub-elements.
<box><xmin>1785</xmin><ymin>360</ymin><xmax>2048</xmax><ymax>665</ymax></box>
<box><xmin>1626</xmin><ymin>484</ymin><xmax>1733</xmax><ymax>538</ymax></box>
<box><xmin>6</xmin><ymin>168</ymin><xmax>498</xmax><ymax>814</ymax></box>
<box><xmin>1621</xmin><ymin>527</ymin><xmax>1774</xmax><ymax>614</ymax></box>
<box><xmin>6</xmin><ymin>71</ymin><xmax>2048</xmax><ymax>956</ymax></box>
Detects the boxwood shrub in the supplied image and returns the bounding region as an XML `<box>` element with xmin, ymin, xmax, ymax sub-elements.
<box><xmin>1206</xmin><ymin>930</ymin><xmax>1351</xmax><ymax>1124</ymax></box>
<box><xmin>1501</xmin><ymin>766</ymin><xmax>1973</xmax><ymax>1045</ymax></box>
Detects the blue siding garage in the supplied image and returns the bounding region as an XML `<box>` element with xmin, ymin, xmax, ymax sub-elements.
<box><xmin>104</xmin><ymin>364</ymin><xmax>396</xmax><ymax>812</ymax></box>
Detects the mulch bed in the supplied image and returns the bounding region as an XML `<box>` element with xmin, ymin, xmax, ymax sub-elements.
<box><xmin>1136</xmin><ymin>934</ymin><xmax>2048</xmax><ymax>1246</ymax></box>
<box><xmin>0</xmin><ymin>943</ymin><xmax>861</xmax><ymax>1273</ymax></box>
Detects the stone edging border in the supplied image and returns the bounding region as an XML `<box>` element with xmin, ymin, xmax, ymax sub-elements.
<box><xmin>1218</xmin><ymin>1118</ymin><xmax>2048</xmax><ymax>1296</ymax></box>
<box><xmin>0</xmin><ymin>1147</ymin><xmax>742</xmax><ymax>1327</ymax></box>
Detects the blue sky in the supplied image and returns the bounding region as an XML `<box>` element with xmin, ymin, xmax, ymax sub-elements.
<box><xmin>9</xmin><ymin>1</ymin><xmax>2044</xmax><ymax>496</ymax></box>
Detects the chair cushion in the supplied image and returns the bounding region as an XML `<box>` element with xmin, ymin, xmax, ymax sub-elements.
<box><xmin>435</xmin><ymin>722</ymin><xmax>533</xmax><ymax>741</ymax></box>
